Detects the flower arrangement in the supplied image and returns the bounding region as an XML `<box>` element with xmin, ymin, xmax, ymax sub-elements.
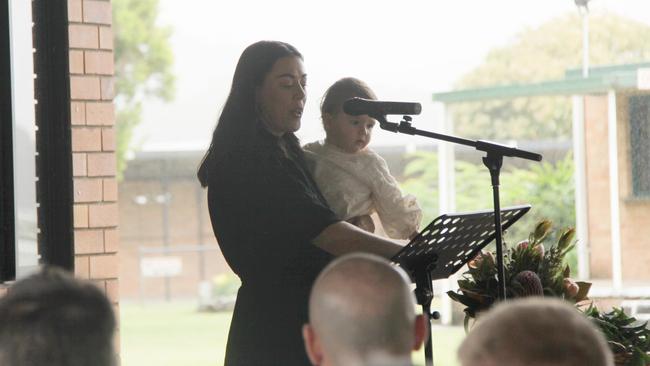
<box><xmin>446</xmin><ymin>220</ymin><xmax>591</xmax><ymax>325</ymax></box>
<box><xmin>583</xmin><ymin>305</ymin><xmax>650</xmax><ymax>366</ymax></box>
<box><xmin>447</xmin><ymin>219</ymin><xmax>650</xmax><ymax>365</ymax></box>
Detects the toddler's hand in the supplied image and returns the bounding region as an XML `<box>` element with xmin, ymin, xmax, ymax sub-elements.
<box><xmin>347</xmin><ymin>215</ymin><xmax>375</xmax><ymax>233</ymax></box>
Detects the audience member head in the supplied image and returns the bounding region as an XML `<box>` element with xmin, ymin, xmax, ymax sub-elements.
<box><xmin>303</xmin><ymin>253</ymin><xmax>426</xmax><ymax>366</ymax></box>
<box><xmin>458</xmin><ymin>297</ymin><xmax>613</xmax><ymax>366</ymax></box>
<box><xmin>0</xmin><ymin>266</ymin><xmax>116</xmax><ymax>366</ymax></box>
<box><xmin>320</xmin><ymin>77</ymin><xmax>378</xmax><ymax>153</ymax></box>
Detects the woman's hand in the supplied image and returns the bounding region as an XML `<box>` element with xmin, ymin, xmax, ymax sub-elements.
<box><xmin>347</xmin><ymin>215</ymin><xmax>375</xmax><ymax>233</ymax></box>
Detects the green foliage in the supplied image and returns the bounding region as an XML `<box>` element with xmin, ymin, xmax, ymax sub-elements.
<box><xmin>212</xmin><ymin>273</ymin><xmax>240</xmax><ymax>297</ymax></box>
<box><xmin>501</xmin><ymin>152</ymin><xmax>576</xmax><ymax>245</ymax></box>
<box><xmin>452</xmin><ymin>14</ymin><xmax>650</xmax><ymax>140</ymax></box>
<box><xmin>401</xmin><ymin>152</ymin><xmax>576</xmax><ymax>248</ymax></box>
<box><xmin>583</xmin><ymin>305</ymin><xmax>650</xmax><ymax>365</ymax></box>
<box><xmin>112</xmin><ymin>0</ymin><xmax>175</xmax><ymax>178</ymax></box>
<box><xmin>400</xmin><ymin>152</ymin><xmax>440</xmax><ymax>224</ymax></box>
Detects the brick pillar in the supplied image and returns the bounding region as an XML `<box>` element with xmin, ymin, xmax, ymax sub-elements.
<box><xmin>68</xmin><ymin>0</ymin><xmax>120</xmax><ymax>351</ymax></box>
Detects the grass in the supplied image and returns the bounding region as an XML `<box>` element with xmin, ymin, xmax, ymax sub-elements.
<box><xmin>120</xmin><ymin>302</ymin><xmax>464</xmax><ymax>366</ymax></box>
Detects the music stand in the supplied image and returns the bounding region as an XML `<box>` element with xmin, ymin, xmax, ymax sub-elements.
<box><xmin>392</xmin><ymin>204</ymin><xmax>531</xmax><ymax>366</ymax></box>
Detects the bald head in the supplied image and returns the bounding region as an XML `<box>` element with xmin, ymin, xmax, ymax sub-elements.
<box><xmin>305</xmin><ymin>253</ymin><xmax>419</xmax><ymax>366</ymax></box>
<box><xmin>459</xmin><ymin>298</ymin><xmax>613</xmax><ymax>366</ymax></box>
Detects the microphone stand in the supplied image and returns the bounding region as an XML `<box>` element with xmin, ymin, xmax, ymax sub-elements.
<box><xmin>376</xmin><ymin>114</ymin><xmax>542</xmax><ymax>301</ymax></box>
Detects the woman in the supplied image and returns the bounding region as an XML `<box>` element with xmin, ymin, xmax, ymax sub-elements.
<box><xmin>197</xmin><ymin>41</ymin><xmax>402</xmax><ymax>365</ymax></box>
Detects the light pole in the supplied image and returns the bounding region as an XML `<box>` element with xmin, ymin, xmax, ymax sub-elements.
<box><xmin>573</xmin><ymin>0</ymin><xmax>592</xmax><ymax>280</ymax></box>
<box><xmin>575</xmin><ymin>0</ymin><xmax>591</xmax><ymax>77</ymax></box>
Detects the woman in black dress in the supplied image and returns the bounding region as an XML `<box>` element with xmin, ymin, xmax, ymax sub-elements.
<box><xmin>197</xmin><ymin>40</ymin><xmax>402</xmax><ymax>366</ymax></box>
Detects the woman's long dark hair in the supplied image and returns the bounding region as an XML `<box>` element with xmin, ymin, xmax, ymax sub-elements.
<box><xmin>197</xmin><ymin>41</ymin><xmax>303</xmax><ymax>187</ymax></box>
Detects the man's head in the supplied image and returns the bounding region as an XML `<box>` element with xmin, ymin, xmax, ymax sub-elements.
<box><xmin>459</xmin><ymin>298</ymin><xmax>613</xmax><ymax>366</ymax></box>
<box><xmin>0</xmin><ymin>266</ymin><xmax>116</xmax><ymax>366</ymax></box>
<box><xmin>303</xmin><ymin>253</ymin><xmax>427</xmax><ymax>366</ymax></box>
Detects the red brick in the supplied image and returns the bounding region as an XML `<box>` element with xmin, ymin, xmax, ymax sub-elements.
<box><xmin>68</xmin><ymin>0</ymin><xmax>82</xmax><ymax>22</ymax></box>
<box><xmin>83</xmin><ymin>1</ymin><xmax>112</xmax><ymax>25</ymax></box>
<box><xmin>89</xmin><ymin>254</ymin><xmax>119</xmax><ymax>279</ymax></box>
<box><xmin>72</xmin><ymin>127</ymin><xmax>102</xmax><ymax>152</ymax></box>
<box><xmin>86</xmin><ymin>102</ymin><xmax>115</xmax><ymax>126</ymax></box>
<box><xmin>91</xmin><ymin>279</ymin><xmax>107</xmax><ymax>294</ymax></box>
<box><xmin>75</xmin><ymin>229</ymin><xmax>105</xmax><ymax>254</ymax></box>
<box><xmin>71</xmin><ymin>102</ymin><xmax>86</xmax><ymax>125</ymax></box>
<box><xmin>69</xmin><ymin>50</ymin><xmax>84</xmax><ymax>74</ymax></box>
<box><xmin>73</xmin><ymin>153</ymin><xmax>87</xmax><ymax>177</ymax></box>
<box><xmin>104</xmin><ymin>228</ymin><xmax>119</xmax><ymax>253</ymax></box>
<box><xmin>74</xmin><ymin>255</ymin><xmax>90</xmax><ymax>279</ymax></box>
<box><xmin>103</xmin><ymin>178</ymin><xmax>118</xmax><ymax>201</ymax></box>
<box><xmin>0</xmin><ymin>286</ymin><xmax>7</xmax><ymax>297</ymax></box>
<box><xmin>87</xmin><ymin>153</ymin><xmax>116</xmax><ymax>177</ymax></box>
<box><xmin>100</xmin><ymin>77</ymin><xmax>115</xmax><ymax>100</ymax></box>
<box><xmin>88</xmin><ymin>203</ymin><xmax>118</xmax><ymax>227</ymax></box>
<box><xmin>74</xmin><ymin>204</ymin><xmax>89</xmax><ymax>228</ymax></box>
<box><xmin>74</xmin><ymin>178</ymin><xmax>103</xmax><ymax>203</ymax></box>
<box><xmin>99</xmin><ymin>27</ymin><xmax>114</xmax><ymax>50</ymax></box>
<box><xmin>102</xmin><ymin>127</ymin><xmax>116</xmax><ymax>152</ymax></box>
<box><xmin>71</xmin><ymin>76</ymin><xmax>101</xmax><ymax>100</ymax></box>
<box><xmin>84</xmin><ymin>51</ymin><xmax>114</xmax><ymax>75</ymax></box>
<box><xmin>68</xmin><ymin>24</ymin><xmax>99</xmax><ymax>49</ymax></box>
<box><xmin>106</xmin><ymin>279</ymin><xmax>119</xmax><ymax>303</ymax></box>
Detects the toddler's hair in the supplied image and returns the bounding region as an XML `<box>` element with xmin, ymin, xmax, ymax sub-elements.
<box><xmin>320</xmin><ymin>77</ymin><xmax>377</xmax><ymax>117</ymax></box>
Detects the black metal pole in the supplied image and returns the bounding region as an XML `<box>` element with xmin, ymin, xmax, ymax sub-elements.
<box><xmin>414</xmin><ymin>268</ymin><xmax>436</xmax><ymax>366</ymax></box>
<box><xmin>483</xmin><ymin>153</ymin><xmax>506</xmax><ymax>301</ymax></box>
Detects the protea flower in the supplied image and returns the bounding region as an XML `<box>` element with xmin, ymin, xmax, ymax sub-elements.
<box><xmin>517</xmin><ymin>239</ymin><xmax>544</xmax><ymax>257</ymax></box>
<box><xmin>516</xmin><ymin>240</ymin><xmax>530</xmax><ymax>250</ymax></box>
<box><xmin>468</xmin><ymin>251</ymin><xmax>495</xmax><ymax>270</ymax></box>
<box><xmin>533</xmin><ymin>220</ymin><xmax>553</xmax><ymax>242</ymax></box>
<box><xmin>563</xmin><ymin>278</ymin><xmax>579</xmax><ymax>298</ymax></box>
<box><xmin>511</xmin><ymin>270</ymin><xmax>544</xmax><ymax>297</ymax></box>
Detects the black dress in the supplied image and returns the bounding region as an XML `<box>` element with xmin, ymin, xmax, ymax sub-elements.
<box><xmin>207</xmin><ymin>127</ymin><xmax>338</xmax><ymax>366</ymax></box>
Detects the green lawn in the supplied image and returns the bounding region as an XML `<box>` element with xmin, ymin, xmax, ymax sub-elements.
<box><xmin>120</xmin><ymin>302</ymin><xmax>464</xmax><ymax>366</ymax></box>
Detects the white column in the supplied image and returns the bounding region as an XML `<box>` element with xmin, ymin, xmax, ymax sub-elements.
<box><xmin>572</xmin><ymin>96</ymin><xmax>590</xmax><ymax>280</ymax></box>
<box><xmin>437</xmin><ymin>104</ymin><xmax>456</xmax><ymax>216</ymax></box>
<box><xmin>9</xmin><ymin>0</ymin><xmax>39</xmax><ymax>278</ymax></box>
<box><xmin>436</xmin><ymin>102</ymin><xmax>455</xmax><ymax>325</ymax></box>
<box><xmin>607</xmin><ymin>91</ymin><xmax>622</xmax><ymax>291</ymax></box>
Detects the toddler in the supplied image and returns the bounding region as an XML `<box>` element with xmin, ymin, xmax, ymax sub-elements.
<box><xmin>303</xmin><ymin>77</ymin><xmax>421</xmax><ymax>239</ymax></box>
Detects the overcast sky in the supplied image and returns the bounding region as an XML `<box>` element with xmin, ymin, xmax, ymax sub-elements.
<box><xmin>133</xmin><ymin>0</ymin><xmax>650</xmax><ymax>152</ymax></box>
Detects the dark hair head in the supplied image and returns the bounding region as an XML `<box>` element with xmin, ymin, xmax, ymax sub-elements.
<box><xmin>197</xmin><ymin>41</ymin><xmax>303</xmax><ymax>187</ymax></box>
<box><xmin>320</xmin><ymin>77</ymin><xmax>377</xmax><ymax>118</ymax></box>
<box><xmin>0</xmin><ymin>266</ymin><xmax>116</xmax><ymax>366</ymax></box>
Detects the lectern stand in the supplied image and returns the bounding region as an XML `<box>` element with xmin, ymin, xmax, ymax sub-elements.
<box><xmin>392</xmin><ymin>205</ymin><xmax>530</xmax><ymax>366</ymax></box>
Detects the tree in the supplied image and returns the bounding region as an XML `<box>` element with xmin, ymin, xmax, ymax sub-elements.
<box><xmin>451</xmin><ymin>14</ymin><xmax>650</xmax><ymax>141</ymax></box>
<box><xmin>112</xmin><ymin>0</ymin><xmax>175</xmax><ymax>178</ymax></box>
<box><xmin>400</xmin><ymin>152</ymin><xmax>576</xmax><ymax>263</ymax></box>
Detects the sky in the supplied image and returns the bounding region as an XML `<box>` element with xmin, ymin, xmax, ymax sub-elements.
<box><xmin>132</xmin><ymin>0</ymin><xmax>650</xmax><ymax>152</ymax></box>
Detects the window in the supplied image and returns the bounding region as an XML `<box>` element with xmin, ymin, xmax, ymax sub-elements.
<box><xmin>1</xmin><ymin>0</ymin><xmax>40</xmax><ymax>282</ymax></box>
<box><xmin>1</xmin><ymin>0</ymin><xmax>16</xmax><ymax>281</ymax></box>
<box><xmin>629</xmin><ymin>95</ymin><xmax>650</xmax><ymax>198</ymax></box>
<box><xmin>1</xmin><ymin>0</ymin><xmax>74</xmax><ymax>282</ymax></box>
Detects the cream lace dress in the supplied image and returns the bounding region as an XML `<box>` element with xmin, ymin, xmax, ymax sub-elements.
<box><xmin>303</xmin><ymin>141</ymin><xmax>422</xmax><ymax>239</ymax></box>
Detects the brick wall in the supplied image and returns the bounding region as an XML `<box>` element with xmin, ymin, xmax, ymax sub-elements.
<box><xmin>616</xmin><ymin>92</ymin><xmax>650</xmax><ymax>282</ymax></box>
<box><xmin>584</xmin><ymin>95</ymin><xmax>611</xmax><ymax>279</ymax></box>
<box><xmin>585</xmin><ymin>92</ymin><xmax>650</xmax><ymax>282</ymax></box>
<box><xmin>118</xmin><ymin>178</ymin><xmax>231</xmax><ymax>300</ymax></box>
<box><xmin>68</xmin><ymin>0</ymin><xmax>119</xmax><ymax>347</ymax></box>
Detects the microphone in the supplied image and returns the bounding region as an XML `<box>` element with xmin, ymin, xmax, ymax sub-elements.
<box><xmin>342</xmin><ymin>97</ymin><xmax>422</xmax><ymax>117</ymax></box>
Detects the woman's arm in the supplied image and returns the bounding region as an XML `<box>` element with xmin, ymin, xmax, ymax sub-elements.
<box><xmin>312</xmin><ymin>221</ymin><xmax>403</xmax><ymax>259</ymax></box>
